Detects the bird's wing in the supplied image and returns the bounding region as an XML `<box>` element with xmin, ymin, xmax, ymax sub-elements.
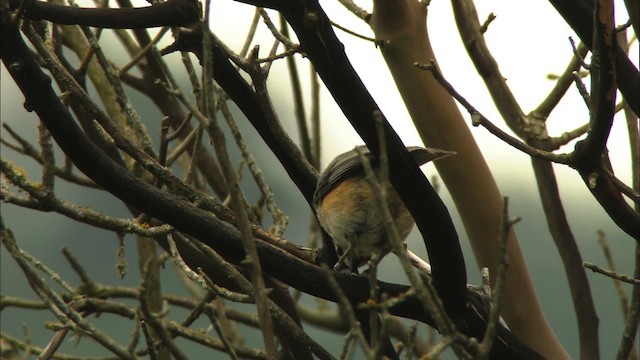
<box><xmin>313</xmin><ymin>145</ymin><xmax>455</xmax><ymax>206</ymax></box>
<box><xmin>313</xmin><ymin>145</ymin><xmax>371</xmax><ymax>206</ymax></box>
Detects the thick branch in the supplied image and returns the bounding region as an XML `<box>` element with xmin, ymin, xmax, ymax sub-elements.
<box><xmin>571</xmin><ymin>0</ymin><xmax>640</xmax><ymax>241</ymax></box>
<box><xmin>548</xmin><ymin>0</ymin><xmax>640</xmax><ymax>116</ymax></box>
<box><xmin>581</xmin><ymin>0</ymin><xmax>617</xmax><ymax>160</ymax></box>
<box><xmin>530</xmin><ymin>158</ymin><xmax>600</xmax><ymax>359</ymax></box>
<box><xmin>7</xmin><ymin>0</ymin><xmax>199</xmax><ymax>28</ymax></box>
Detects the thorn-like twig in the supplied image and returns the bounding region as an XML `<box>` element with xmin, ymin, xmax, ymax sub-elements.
<box><xmin>479</xmin><ymin>13</ymin><xmax>496</xmax><ymax>34</ymax></box>
<box><xmin>569</xmin><ymin>36</ymin><xmax>590</xmax><ymax>70</ymax></box>
<box><xmin>572</xmin><ymin>71</ymin><xmax>591</xmax><ymax>111</ymax></box>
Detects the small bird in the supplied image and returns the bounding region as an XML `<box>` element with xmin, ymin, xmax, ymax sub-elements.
<box><xmin>313</xmin><ymin>145</ymin><xmax>453</xmax><ymax>272</ymax></box>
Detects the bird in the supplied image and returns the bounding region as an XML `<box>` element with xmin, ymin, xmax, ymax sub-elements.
<box><xmin>313</xmin><ymin>145</ymin><xmax>454</xmax><ymax>272</ymax></box>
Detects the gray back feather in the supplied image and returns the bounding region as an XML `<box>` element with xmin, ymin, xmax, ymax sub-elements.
<box><xmin>313</xmin><ymin>146</ymin><xmax>453</xmax><ymax>206</ymax></box>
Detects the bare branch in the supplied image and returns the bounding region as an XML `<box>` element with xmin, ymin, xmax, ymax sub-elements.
<box><xmin>415</xmin><ymin>61</ymin><xmax>572</xmax><ymax>165</ymax></box>
<box><xmin>584</xmin><ymin>262</ymin><xmax>640</xmax><ymax>285</ymax></box>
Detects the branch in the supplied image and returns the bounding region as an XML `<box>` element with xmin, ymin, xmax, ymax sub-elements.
<box><xmin>616</xmin><ymin>244</ymin><xmax>639</xmax><ymax>360</ymax></box>
<box><xmin>580</xmin><ymin>0</ymin><xmax>617</xmax><ymax>160</ymax></box>
<box><xmin>1</xmin><ymin>123</ymin><xmax>98</xmax><ymax>188</ymax></box>
<box><xmin>530</xmin><ymin>158</ymin><xmax>600</xmax><ymax>359</ymax></box>
<box><xmin>570</xmin><ymin>0</ymin><xmax>640</xmax><ymax>241</ymax></box>
<box><xmin>477</xmin><ymin>197</ymin><xmax>516</xmax><ymax>358</ymax></box>
<box><xmin>451</xmin><ymin>0</ymin><xmax>531</xmax><ymax>140</ymax></box>
<box><xmin>583</xmin><ymin>262</ymin><xmax>640</xmax><ymax>285</ymax></box>
<box><xmin>531</xmin><ymin>42</ymin><xmax>589</xmax><ymax>123</ymax></box>
<box><xmin>416</xmin><ymin>61</ymin><xmax>572</xmax><ymax>165</ymax></box>
<box><xmin>0</xmin><ymin>160</ymin><xmax>173</xmax><ymax>237</ymax></box>
<box><xmin>548</xmin><ymin>0</ymin><xmax>640</xmax><ymax>116</ymax></box>
<box><xmin>8</xmin><ymin>0</ymin><xmax>199</xmax><ymax>28</ymax></box>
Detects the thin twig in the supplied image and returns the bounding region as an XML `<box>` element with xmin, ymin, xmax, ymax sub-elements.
<box><xmin>596</xmin><ymin>230</ymin><xmax>630</xmax><ymax>317</ymax></box>
<box><xmin>424</xmin><ymin>337</ymin><xmax>454</xmax><ymax>359</ymax></box>
<box><xmin>139</xmin><ymin>257</ymin><xmax>188</xmax><ymax>360</ymax></box>
<box><xmin>416</xmin><ymin>61</ymin><xmax>572</xmax><ymax>165</ymax></box>
<box><xmin>616</xmin><ymin>244</ymin><xmax>639</xmax><ymax>360</ymax></box>
<box><xmin>140</xmin><ymin>320</ymin><xmax>159</xmax><ymax>360</ymax></box>
<box><xmin>166</xmin><ymin>114</ymin><xmax>193</xmax><ymax>142</ymax></box>
<box><xmin>61</xmin><ymin>246</ymin><xmax>94</xmax><ymax>288</ymax></box>
<box><xmin>320</xmin><ymin>265</ymin><xmax>371</xmax><ymax>354</ymax></box>
<box><xmin>37</xmin><ymin>326</ymin><xmax>69</xmax><ymax>360</ymax></box>
<box><xmin>549</xmin><ymin>123</ymin><xmax>590</xmax><ymax>149</ymax></box>
<box><xmin>258</xmin><ymin>8</ymin><xmax>298</xmax><ymax>49</ymax></box>
<box><xmin>531</xmin><ymin>41</ymin><xmax>588</xmax><ymax>123</ymax></box>
<box><xmin>1</xmin><ymin>331</ymin><xmax>116</xmax><ymax>360</ymax></box>
<box><xmin>183</xmin><ymin>125</ymin><xmax>203</xmax><ymax>186</ymax></box>
<box><xmin>165</xmin><ymin>123</ymin><xmax>200</xmax><ymax>166</ymax></box>
<box><xmin>202</xmin><ymin>314</ymin><xmax>241</xmax><ymax>360</ymax></box>
<box><xmin>216</xmin><ymin>86</ymin><xmax>289</xmax><ymax>236</ymax></box>
<box><xmin>118</xmin><ymin>27</ymin><xmax>169</xmax><ymax>76</ymax></box>
<box><xmin>261</xmin><ymin>39</ymin><xmax>281</xmax><ymax>76</ymax></box>
<box><xmin>197</xmin><ymin>268</ymin><xmax>254</xmax><ymax>303</ymax></box>
<box><xmin>330</xmin><ymin>21</ymin><xmax>376</xmax><ymax>42</ymax></box>
<box><xmin>338</xmin><ymin>328</ymin><xmax>358</xmax><ymax>360</ymax></box>
<box><xmin>310</xmin><ymin>66</ymin><xmax>321</xmax><ymax>168</ymax></box>
<box><xmin>167</xmin><ymin>234</ymin><xmax>209</xmax><ymax>289</ymax></box>
<box><xmin>477</xmin><ymin>197</ymin><xmax>517</xmax><ymax>358</ymax></box>
<box><xmin>402</xmin><ymin>321</ymin><xmax>418</xmax><ymax>360</ymax></box>
<box><xmin>335</xmin><ymin>0</ymin><xmax>370</xmax><ymax>21</ymax></box>
<box><xmin>37</xmin><ymin>122</ymin><xmax>55</xmax><ymax>195</ymax></box>
<box><xmin>606</xmin><ymin>170</ymin><xmax>640</xmax><ymax>203</ymax></box>
<box><xmin>2</xmin><ymin>124</ymin><xmax>97</xmax><ymax>187</ymax></box>
<box><xmin>166</xmin><ymin>321</ymin><xmax>267</xmax><ymax>359</ymax></box>
<box><xmin>569</xmin><ymin>36</ymin><xmax>591</xmax><ymax>70</ymax></box>
<box><xmin>255</xmin><ymin>47</ymin><xmax>299</xmax><ymax>63</ymax></box>
<box><xmin>12</xmin><ymin>245</ymin><xmax>75</xmax><ymax>294</ymax></box>
<box><xmin>76</xmin><ymin>28</ymin><xmax>103</xmax><ymax>78</ymax></box>
<box><xmin>1</xmin><ymin>159</ymin><xmax>173</xmax><ymax>237</ymax></box>
<box><xmin>572</xmin><ymin>71</ymin><xmax>592</xmax><ymax>111</ymax></box>
<box><xmin>240</xmin><ymin>9</ymin><xmax>262</xmax><ymax>58</ymax></box>
<box><xmin>583</xmin><ymin>262</ymin><xmax>640</xmax><ymax>285</ymax></box>
<box><xmin>279</xmin><ymin>14</ymin><xmax>311</xmax><ymax>163</ymax></box>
